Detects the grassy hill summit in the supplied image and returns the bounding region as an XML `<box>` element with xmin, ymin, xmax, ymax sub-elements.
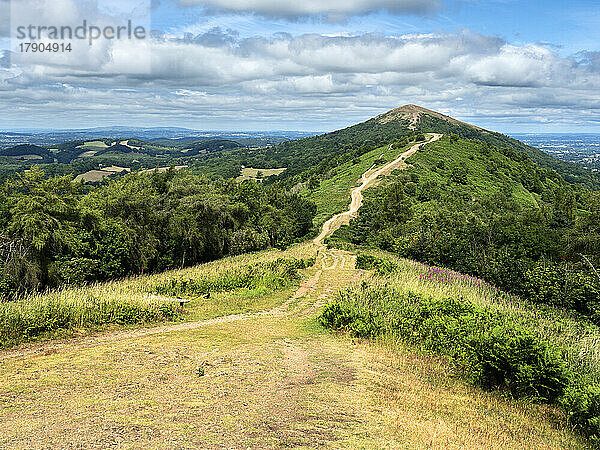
<box><xmin>258</xmin><ymin>104</ymin><xmax>598</xmax><ymax>190</ymax></box>
<box><xmin>375</xmin><ymin>104</ymin><xmax>487</xmax><ymax>132</ymax></box>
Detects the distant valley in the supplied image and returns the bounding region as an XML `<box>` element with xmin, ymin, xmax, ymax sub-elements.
<box><xmin>1</xmin><ymin>124</ymin><xmax>599</xmax><ymax>186</ymax></box>
<box><xmin>0</xmin><ymin>129</ymin><xmax>319</xmax><ymax>182</ymax></box>
<box><xmin>512</xmin><ymin>133</ymin><xmax>600</xmax><ymax>172</ymax></box>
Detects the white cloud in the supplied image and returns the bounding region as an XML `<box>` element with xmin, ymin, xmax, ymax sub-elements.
<box><xmin>176</xmin><ymin>0</ymin><xmax>442</xmax><ymax>21</ymax></box>
<box><xmin>2</xmin><ymin>28</ymin><xmax>600</xmax><ymax>130</ymax></box>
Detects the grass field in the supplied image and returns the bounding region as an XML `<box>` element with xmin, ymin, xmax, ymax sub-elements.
<box><xmin>77</xmin><ymin>141</ymin><xmax>110</xmax><ymax>150</ymax></box>
<box><xmin>119</xmin><ymin>140</ymin><xmax>142</xmax><ymax>150</ymax></box>
<box><xmin>76</xmin><ymin>141</ymin><xmax>110</xmax><ymax>157</ymax></box>
<box><xmin>237</xmin><ymin>167</ymin><xmax>287</xmax><ymax>182</ymax></box>
<box><xmin>0</xmin><ymin>244</ymin><xmax>317</xmax><ymax>348</ymax></box>
<box><xmin>74</xmin><ymin>169</ymin><xmax>113</xmax><ymax>182</ymax></box>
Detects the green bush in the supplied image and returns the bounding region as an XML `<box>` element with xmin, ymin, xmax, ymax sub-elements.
<box><xmin>355</xmin><ymin>254</ymin><xmax>399</xmax><ymax>274</ymax></box>
<box><xmin>466</xmin><ymin>326</ymin><xmax>569</xmax><ymax>402</ymax></box>
<box><xmin>524</xmin><ymin>263</ymin><xmax>599</xmax><ymax>317</ymax></box>
<box><xmin>560</xmin><ymin>383</ymin><xmax>600</xmax><ymax>445</ymax></box>
<box><xmin>49</xmin><ymin>257</ymin><xmax>100</xmax><ymax>285</ymax></box>
<box><xmin>320</xmin><ymin>290</ymin><xmax>569</xmax><ymax>402</ymax></box>
<box><xmin>0</xmin><ymin>265</ymin><xmax>16</xmax><ymax>300</ymax></box>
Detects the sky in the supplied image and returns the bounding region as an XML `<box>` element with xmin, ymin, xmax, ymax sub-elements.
<box><xmin>1</xmin><ymin>0</ymin><xmax>600</xmax><ymax>133</ymax></box>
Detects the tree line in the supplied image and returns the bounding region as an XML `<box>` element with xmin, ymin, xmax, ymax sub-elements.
<box><xmin>0</xmin><ymin>167</ymin><xmax>316</xmax><ymax>299</ymax></box>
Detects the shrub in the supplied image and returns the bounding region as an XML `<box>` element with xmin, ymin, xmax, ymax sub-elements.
<box><xmin>356</xmin><ymin>254</ymin><xmax>399</xmax><ymax>274</ymax></box>
<box><xmin>466</xmin><ymin>326</ymin><xmax>569</xmax><ymax>402</ymax></box>
<box><xmin>560</xmin><ymin>383</ymin><xmax>600</xmax><ymax>445</ymax></box>
<box><xmin>524</xmin><ymin>262</ymin><xmax>600</xmax><ymax>317</ymax></box>
<box><xmin>320</xmin><ymin>289</ymin><xmax>570</xmax><ymax>402</ymax></box>
<box><xmin>49</xmin><ymin>257</ymin><xmax>100</xmax><ymax>285</ymax></box>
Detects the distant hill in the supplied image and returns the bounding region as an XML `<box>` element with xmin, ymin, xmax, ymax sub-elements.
<box><xmin>0</xmin><ymin>144</ymin><xmax>53</xmax><ymax>163</ymax></box>
<box><xmin>181</xmin><ymin>139</ymin><xmax>242</xmax><ymax>156</ymax></box>
<box><xmin>244</xmin><ymin>105</ymin><xmax>599</xmax><ymax>188</ymax></box>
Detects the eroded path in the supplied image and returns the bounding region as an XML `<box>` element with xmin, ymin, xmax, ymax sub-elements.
<box><xmin>0</xmin><ymin>134</ymin><xmax>577</xmax><ymax>449</ymax></box>
<box><xmin>315</xmin><ymin>134</ymin><xmax>442</xmax><ymax>244</ymax></box>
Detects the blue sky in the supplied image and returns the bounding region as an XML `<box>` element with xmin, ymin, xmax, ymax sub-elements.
<box><xmin>1</xmin><ymin>0</ymin><xmax>600</xmax><ymax>132</ymax></box>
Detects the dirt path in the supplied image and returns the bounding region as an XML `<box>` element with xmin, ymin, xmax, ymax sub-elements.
<box><xmin>1</xmin><ymin>133</ymin><xmax>576</xmax><ymax>449</ymax></box>
<box><xmin>2</xmin><ymin>135</ymin><xmax>439</xmax><ymax>363</ymax></box>
<box><xmin>314</xmin><ymin>134</ymin><xmax>442</xmax><ymax>244</ymax></box>
<box><xmin>0</xmin><ymin>248</ymin><xmax>342</xmax><ymax>362</ymax></box>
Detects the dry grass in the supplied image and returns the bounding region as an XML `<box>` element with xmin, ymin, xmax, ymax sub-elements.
<box><xmin>0</xmin><ymin>316</ymin><xmax>584</xmax><ymax>449</ymax></box>
<box><xmin>77</xmin><ymin>140</ymin><xmax>109</xmax><ymax>150</ymax></box>
<box><xmin>0</xmin><ymin>245</ymin><xmax>586</xmax><ymax>448</ymax></box>
<box><xmin>74</xmin><ymin>169</ymin><xmax>113</xmax><ymax>182</ymax></box>
<box><xmin>347</xmin><ymin>339</ymin><xmax>584</xmax><ymax>449</ymax></box>
<box><xmin>237</xmin><ymin>167</ymin><xmax>287</xmax><ymax>182</ymax></box>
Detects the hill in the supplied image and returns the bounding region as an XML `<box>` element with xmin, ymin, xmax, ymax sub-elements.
<box><xmin>383</xmin><ymin>105</ymin><xmax>599</xmax><ymax>187</ymax></box>
<box><xmin>2</xmin><ymin>106</ymin><xmax>596</xmax><ymax>189</ymax></box>
<box><xmin>198</xmin><ymin>105</ymin><xmax>596</xmax><ymax>191</ymax></box>
<box><xmin>0</xmin><ymin>138</ymin><xmax>248</xmax><ymax>182</ymax></box>
<box><xmin>0</xmin><ymin>144</ymin><xmax>53</xmax><ymax>163</ymax></box>
<box><xmin>326</xmin><ymin>117</ymin><xmax>600</xmax><ymax>322</ymax></box>
<box><xmin>0</xmin><ymin>129</ymin><xmax>597</xmax><ymax>447</ymax></box>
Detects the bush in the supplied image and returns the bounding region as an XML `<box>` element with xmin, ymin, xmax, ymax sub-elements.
<box><xmin>466</xmin><ymin>326</ymin><xmax>569</xmax><ymax>402</ymax></box>
<box><xmin>524</xmin><ymin>263</ymin><xmax>600</xmax><ymax>317</ymax></box>
<box><xmin>320</xmin><ymin>289</ymin><xmax>569</xmax><ymax>402</ymax></box>
<box><xmin>0</xmin><ymin>265</ymin><xmax>16</xmax><ymax>301</ymax></box>
<box><xmin>49</xmin><ymin>257</ymin><xmax>100</xmax><ymax>285</ymax></box>
<box><xmin>356</xmin><ymin>254</ymin><xmax>399</xmax><ymax>274</ymax></box>
<box><xmin>560</xmin><ymin>383</ymin><xmax>600</xmax><ymax>445</ymax></box>
<box><xmin>0</xmin><ymin>295</ymin><xmax>180</xmax><ymax>347</ymax></box>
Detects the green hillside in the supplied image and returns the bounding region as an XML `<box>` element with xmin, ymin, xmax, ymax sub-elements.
<box><xmin>402</xmin><ymin>105</ymin><xmax>600</xmax><ymax>187</ymax></box>
<box><xmin>231</xmin><ymin>104</ymin><xmax>598</xmax><ymax>189</ymax></box>
<box><xmin>328</xmin><ymin>133</ymin><xmax>600</xmax><ymax>322</ymax></box>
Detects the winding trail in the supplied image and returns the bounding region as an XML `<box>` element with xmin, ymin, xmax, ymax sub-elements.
<box><xmin>314</xmin><ymin>133</ymin><xmax>442</xmax><ymax>244</ymax></box>
<box><xmin>0</xmin><ymin>134</ymin><xmax>441</xmax><ymax>362</ymax></box>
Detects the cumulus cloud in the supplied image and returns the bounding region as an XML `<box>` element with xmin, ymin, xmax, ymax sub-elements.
<box><xmin>2</xmin><ymin>26</ymin><xmax>600</xmax><ymax>130</ymax></box>
<box><xmin>176</xmin><ymin>0</ymin><xmax>442</xmax><ymax>21</ymax></box>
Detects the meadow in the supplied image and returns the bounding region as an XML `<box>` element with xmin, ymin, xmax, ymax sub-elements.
<box><xmin>237</xmin><ymin>167</ymin><xmax>287</xmax><ymax>182</ymax></box>
<box><xmin>0</xmin><ymin>244</ymin><xmax>316</xmax><ymax>348</ymax></box>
